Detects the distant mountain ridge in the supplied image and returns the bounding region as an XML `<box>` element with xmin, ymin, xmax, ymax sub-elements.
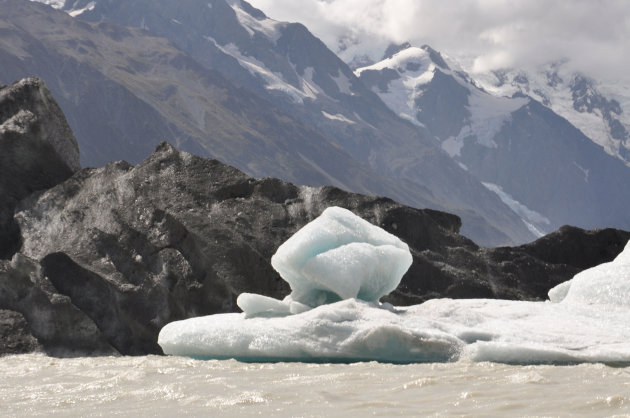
<box><xmin>473</xmin><ymin>67</ymin><xmax>630</xmax><ymax>167</ymax></box>
<box><xmin>331</xmin><ymin>32</ymin><xmax>630</xmax><ymax>167</ymax></box>
<box><xmin>356</xmin><ymin>43</ymin><xmax>630</xmax><ymax>236</ymax></box>
<box><xmin>2</xmin><ymin>1</ymin><xmax>404</xmax><ymax>197</ymax></box>
<box><xmin>23</xmin><ymin>0</ymin><xmax>630</xmax><ymax>245</ymax></box>
<box><xmin>12</xmin><ymin>0</ymin><xmax>540</xmax><ymax>246</ymax></box>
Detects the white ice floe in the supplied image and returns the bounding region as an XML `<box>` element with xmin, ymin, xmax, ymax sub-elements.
<box><xmin>159</xmin><ymin>209</ymin><xmax>630</xmax><ymax>365</ymax></box>
<box><xmin>548</xmin><ymin>240</ymin><xmax>630</xmax><ymax>307</ymax></box>
<box><xmin>159</xmin><ymin>298</ymin><xmax>461</xmax><ymax>363</ymax></box>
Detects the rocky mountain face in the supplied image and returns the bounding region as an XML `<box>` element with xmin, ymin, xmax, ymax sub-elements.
<box><xmin>0</xmin><ymin>78</ymin><xmax>113</xmax><ymax>356</ymax></box>
<box><xmin>1</xmin><ymin>0</ymin><xmax>385</xmax><ymax>192</ymax></box>
<box><xmin>0</xmin><ymin>77</ymin><xmax>79</xmax><ymax>258</ymax></box>
<box><xmin>1</xmin><ymin>82</ymin><xmax>628</xmax><ymax>356</ymax></box>
<box><xmin>17</xmin><ymin>0</ymin><xmax>538</xmax><ymax>246</ymax></box>
<box><xmin>357</xmin><ymin>44</ymin><xmax>630</xmax><ymax>237</ymax></box>
<box><xmin>3</xmin><ymin>0</ymin><xmax>456</xmax><ymax>240</ymax></box>
<box><xmin>475</xmin><ymin>67</ymin><xmax>630</xmax><ymax>167</ymax></box>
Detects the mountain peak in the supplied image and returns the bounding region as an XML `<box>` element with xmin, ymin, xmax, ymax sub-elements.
<box><xmin>381</xmin><ymin>42</ymin><xmax>412</xmax><ymax>60</ymax></box>
<box><xmin>226</xmin><ymin>0</ymin><xmax>267</xmax><ymax>20</ymax></box>
<box><xmin>380</xmin><ymin>43</ymin><xmax>449</xmax><ymax>70</ymax></box>
<box><xmin>420</xmin><ymin>45</ymin><xmax>450</xmax><ymax>70</ymax></box>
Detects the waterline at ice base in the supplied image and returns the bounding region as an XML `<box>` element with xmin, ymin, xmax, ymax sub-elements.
<box><xmin>158</xmin><ymin>207</ymin><xmax>630</xmax><ymax>364</ymax></box>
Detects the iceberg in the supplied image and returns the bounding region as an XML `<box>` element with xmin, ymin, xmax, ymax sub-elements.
<box><xmin>269</xmin><ymin>206</ymin><xmax>412</xmax><ymax>308</ymax></box>
<box><xmin>237</xmin><ymin>206</ymin><xmax>413</xmax><ymax>317</ymax></box>
<box><xmin>158</xmin><ymin>208</ymin><xmax>630</xmax><ymax>364</ymax></box>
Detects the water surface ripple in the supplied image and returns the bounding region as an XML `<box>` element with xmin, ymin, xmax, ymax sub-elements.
<box><xmin>0</xmin><ymin>354</ymin><xmax>628</xmax><ymax>417</ymax></box>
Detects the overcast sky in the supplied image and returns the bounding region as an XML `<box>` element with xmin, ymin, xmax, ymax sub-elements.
<box><xmin>248</xmin><ymin>0</ymin><xmax>630</xmax><ymax>81</ymax></box>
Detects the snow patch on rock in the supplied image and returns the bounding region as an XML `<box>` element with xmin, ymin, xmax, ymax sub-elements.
<box><xmin>321</xmin><ymin>111</ymin><xmax>355</xmax><ymax>124</ymax></box>
<box><xmin>482</xmin><ymin>182</ymin><xmax>550</xmax><ymax>237</ymax></box>
<box><xmin>225</xmin><ymin>0</ymin><xmax>283</xmax><ymax>43</ymax></box>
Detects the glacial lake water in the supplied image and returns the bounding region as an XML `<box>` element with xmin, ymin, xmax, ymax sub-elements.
<box><xmin>1</xmin><ymin>354</ymin><xmax>629</xmax><ymax>417</ymax></box>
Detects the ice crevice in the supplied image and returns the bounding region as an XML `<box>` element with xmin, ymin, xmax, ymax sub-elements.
<box><xmin>158</xmin><ymin>207</ymin><xmax>630</xmax><ymax>364</ymax></box>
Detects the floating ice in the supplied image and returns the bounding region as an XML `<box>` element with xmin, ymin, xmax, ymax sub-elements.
<box><xmin>548</xmin><ymin>240</ymin><xmax>630</xmax><ymax>307</ymax></box>
<box><xmin>270</xmin><ymin>206</ymin><xmax>412</xmax><ymax>308</ymax></box>
<box><xmin>234</xmin><ymin>206</ymin><xmax>412</xmax><ymax>318</ymax></box>
<box><xmin>159</xmin><ymin>296</ymin><xmax>630</xmax><ymax>364</ymax></box>
<box><xmin>158</xmin><ymin>209</ymin><xmax>630</xmax><ymax>365</ymax></box>
<box><xmin>159</xmin><ymin>299</ymin><xmax>462</xmax><ymax>363</ymax></box>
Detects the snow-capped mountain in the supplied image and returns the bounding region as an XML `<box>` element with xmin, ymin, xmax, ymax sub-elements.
<box><xmin>357</xmin><ymin>43</ymin><xmax>630</xmax><ymax>236</ymax></box>
<box><xmin>26</xmin><ymin>0</ymin><xmax>541</xmax><ymax>246</ymax></box>
<box><xmin>471</xmin><ymin>66</ymin><xmax>630</xmax><ymax>167</ymax></box>
<box><xmin>337</xmin><ymin>33</ymin><xmax>630</xmax><ymax>168</ymax></box>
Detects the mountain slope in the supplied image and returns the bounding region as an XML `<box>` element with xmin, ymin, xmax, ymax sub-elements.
<box><xmin>357</xmin><ymin>44</ymin><xmax>630</xmax><ymax>235</ymax></box>
<box><xmin>472</xmin><ymin>66</ymin><xmax>630</xmax><ymax>167</ymax></box>
<box><xmin>29</xmin><ymin>0</ymin><xmax>539</xmax><ymax>246</ymax></box>
<box><xmin>1</xmin><ymin>0</ymin><xmax>427</xmax><ymax>207</ymax></box>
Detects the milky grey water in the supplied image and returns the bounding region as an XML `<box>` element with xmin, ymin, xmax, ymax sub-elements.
<box><xmin>1</xmin><ymin>354</ymin><xmax>628</xmax><ymax>417</ymax></box>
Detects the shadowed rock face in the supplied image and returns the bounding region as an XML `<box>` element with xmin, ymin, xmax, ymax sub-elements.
<box><xmin>1</xmin><ymin>140</ymin><xmax>627</xmax><ymax>356</ymax></box>
<box><xmin>0</xmin><ymin>254</ymin><xmax>116</xmax><ymax>356</ymax></box>
<box><xmin>0</xmin><ymin>77</ymin><xmax>80</xmax><ymax>259</ymax></box>
<box><xmin>0</xmin><ymin>309</ymin><xmax>41</xmax><ymax>355</ymax></box>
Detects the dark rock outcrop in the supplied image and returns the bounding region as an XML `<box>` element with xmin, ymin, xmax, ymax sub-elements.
<box><xmin>0</xmin><ymin>254</ymin><xmax>115</xmax><ymax>356</ymax></box>
<box><xmin>2</xmin><ymin>141</ymin><xmax>627</xmax><ymax>356</ymax></box>
<box><xmin>0</xmin><ymin>309</ymin><xmax>41</xmax><ymax>355</ymax></box>
<box><xmin>0</xmin><ymin>78</ymin><xmax>80</xmax><ymax>258</ymax></box>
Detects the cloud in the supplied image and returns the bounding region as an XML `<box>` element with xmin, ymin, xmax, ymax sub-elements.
<box><xmin>248</xmin><ymin>0</ymin><xmax>630</xmax><ymax>82</ymax></box>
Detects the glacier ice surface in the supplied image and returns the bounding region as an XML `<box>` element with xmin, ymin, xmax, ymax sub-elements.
<box><xmin>158</xmin><ymin>208</ymin><xmax>630</xmax><ymax>364</ymax></box>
